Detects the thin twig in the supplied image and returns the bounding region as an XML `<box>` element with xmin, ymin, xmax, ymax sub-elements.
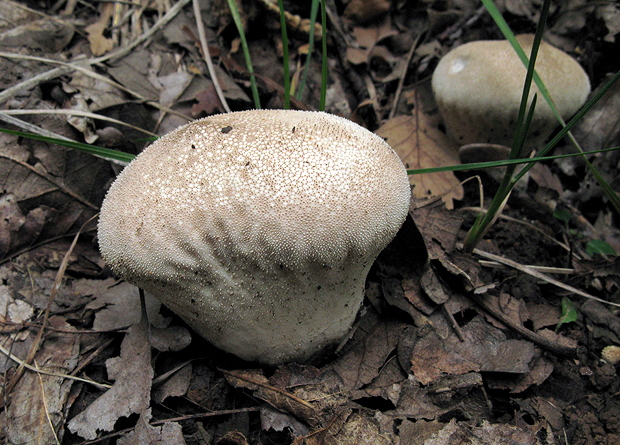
<box><xmin>35</xmin><ymin>360</ymin><xmax>62</xmax><ymax>445</ymax></box>
<box><xmin>152</xmin><ymin>359</ymin><xmax>193</xmax><ymax>386</ymax></box>
<box><xmin>0</xmin><ymin>113</ymin><xmax>74</xmax><ymax>143</ymax></box>
<box><xmin>71</xmin><ymin>337</ymin><xmax>117</xmax><ymax>379</ymax></box>
<box><xmin>461</xmin><ymin>243</ymin><xmax>620</xmax><ymax>308</ymax></box>
<box><xmin>468</xmin><ymin>292</ymin><xmax>577</xmax><ymax>356</ymax></box>
<box><xmin>1</xmin><ymin>109</ymin><xmax>158</xmax><ymax>137</ymax></box>
<box><xmin>5</xmin><ymin>215</ymin><xmax>99</xmax><ymax>396</ymax></box>
<box><xmin>90</xmin><ymin>0</ymin><xmax>192</xmax><ymax>66</ymax></box>
<box><xmin>477</xmin><ymin>262</ymin><xmax>576</xmax><ymax>274</ymax></box>
<box><xmin>0</xmin><ymin>66</ymin><xmax>71</xmax><ymax>106</ymax></box>
<box><xmin>0</xmin><ymin>320</ymin><xmax>123</xmax><ymax>335</ymax></box>
<box><xmin>76</xmin><ymin>407</ymin><xmax>261</xmax><ymax>445</ymax></box>
<box><xmin>0</xmin><ymin>228</ymin><xmax>96</xmax><ymax>266</ymax></box>
<box><xmin>460</xmin><ymin>206</ymin><xmax>573</xmax><ymax>254</ymax></box>
<box><xmin>0</xmin><ymin>0</ymin><xmax>192</xmax><ymax>107</ymax></box>
<box><xmin>192</xmin><ymin>0</ymin><xmax>230</xmax><ymax>112</ymax></box>
<box><xmin>0</xmin><ymin>53</ymin><xmax>190</xmax><ymax>121</ymax></box>
<box><xmin>389</xmin><ymin>28</ymin><xmax>426</xmax><ymax>120</ymax></box>
<box><xmin>219</xmin><ymin>368</ymin><xmax>315</xmax><ymax>410</ymax></box>
<box><xmin>0</xmin><ymin>343</ymin><xmax>110</xmax><ymax>390</ymax></box>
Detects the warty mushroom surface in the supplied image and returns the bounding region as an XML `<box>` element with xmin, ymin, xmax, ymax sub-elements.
<box><xmin>98</xmin><ymin>109</ymin><xmax>411</xmax><ymax>365</ymax></box>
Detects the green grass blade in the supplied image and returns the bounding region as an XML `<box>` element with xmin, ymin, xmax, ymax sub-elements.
<box><xmin>296</xmin><ymin>0</ymin><xmax>320</xmax><ymax>101</ymax></box>
<box><xmin>226</xmin><ymin>0</ymin><xmax>261</xmax><ymax>109</ymax></box>
<box><xmin>277</xmin><ymin>0</ymin><xmax>291</xmax><ymax>109</ymax></box>
<box><xmin>406</xmin><ymin>146</ymin><xmax>619</xmax><ymax>175</ymax></box>
<box><xmin>483</xmin><ymin>0</ymin><xmax>620</xmax><ymax>217</ymax></box>
<box><xmin>319</xmin><ymin>0</ymin><xmax>327</xmax><ymax>111</ymax></box>
<box><xmin>0</xmin><ymin>128</ymin><xmax>136</xmax><ymax>163</ymax></box>
<box><xmin>5</xmin><ymin>128</ymin><xmax>615</xmax><ymax>175</ymax></box>
<box><xmin>510</xmin><ymin>29</ymin><xmax>545</xmax><ymax>160</ymax></box>
<box><xmin>481</xmin><ymin>0</ymin><xmax>555</xmax><ymax>118</ymax></box>
<box><xmin>510</xmin><ymin>68</ymin><xmax>620</xmax><ymax>215</ymax></box>
<box><xmin>463</xmin><ymin>0</ymin><xmax>551</xmax><ymax>252</ymax></box>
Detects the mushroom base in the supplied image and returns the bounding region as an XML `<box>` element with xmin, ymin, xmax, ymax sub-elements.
<box><xmin>139</xmin><ymin>260</ymin><xmax>370</xmax><ymax>365</ymax></box>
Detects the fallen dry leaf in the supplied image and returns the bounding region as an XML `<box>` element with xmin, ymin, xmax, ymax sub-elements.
<box><xmin>311</xmin><ymin>410</ymin><xmax>393</xmax><ymax>445</ymax></box>
<box><xmin>66</xmin><ymin>69</ymin><xmax>127</xmax><ymax>111</ymax></box>
<box><xmin>327</xmin><ymin>310</ymin><xmax>405</xmax><ymax>391</ymax></box>
<box><xmin>346</xmin><ymin>22</ymin><xmax>397</xmax><ymax>66</ymax></box>
<box><xmin>376</xmin><ymin>113</ymin><xmax>464</xmax><ymax>209</ymax></box>
<box><xmin>424</xmin><ymin>419</ymin><xmax>543</xmax><ymax>445</ymax></box>
<box><xmin>118</xmin><ymin>408</ymin><xmax>187</xmax><ymax>445</ymax></box>
<box><xmin>85</xmin><ymin>2</ymin><xmax>114</xmax><ymax>56</ymax></box>
<box><xmin>0</xmin><ymin>17</ymin><xmax>74</xmax><ymax>52</ymax></box>
<box><xmin>408</xmin><ymin>316</ymin><xmax>536</xmax><ymax>385</ymax></box>
<box><xmin>6</xmin><ymin>316</ymin><xmax>79</xmax><ymax>444</ymax></box>
<box><xmin>0</xmin><ymin>127</ymin><xmax>109</xmax><ymax>258</ymax></box>
<box><xmin>106</xmin><ymin>49</ymin><xmax>160</xmax><ymax>101</ymax></box>
<box><xmin>192</xmin><ymin>86</ymin><xmax>225</xmax><ymax>117</ymax></box>
<box><xmin>0</xmin><ymin>0</ymin><xmax>41</xmax><ymax>27</ymax></box>
<box><xmin>80</xmin><ymin>279</ymin><xmax>166</xmax><ymax>331</ymax></box>
<box><xmin>351</xmin><ymin>356</ymin><xmax>406</xmax><ymax>405</ymax></box>
<box><xmin>0</xmin><ymin>193</ymin><xmax>25</xmax><ymax>258</ymax></box>
<box><xmin>388</xmin><ymin>377</ymin><xmax>451</xmax><ymax>420</ymax></box>
<box><xmin>153</xmin><ymin>362</ymin><xmax>193</xmax><ymax>404</ymax></box>
<box><xmin>67</xmin><ymin>317</ymin><xmax>153</xmax><ymax>440</ymax></box>
<box><xmin>409</xmin><ymin>196</ymin><xmax>464</xmax><ymax>267</ymax></box>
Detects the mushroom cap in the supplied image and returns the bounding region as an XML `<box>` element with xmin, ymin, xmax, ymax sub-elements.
<box><xmin>98</xmin><ymin>110</ymin><xmax>411</xmax><ymax>365</ymax></box>
<box><xmin>431</xmin><ymin>34</ymin><xmax>590</xmax><ymax>149</ymax></box>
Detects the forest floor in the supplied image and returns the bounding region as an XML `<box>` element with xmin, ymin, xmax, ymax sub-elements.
<box><xmin>1</xmin><ymin>0</ymin><xmax>620</xmax><ymax>444</ymax></box>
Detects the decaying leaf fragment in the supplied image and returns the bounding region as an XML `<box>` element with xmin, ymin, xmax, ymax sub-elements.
<box><xmin>6</xmin><ymin>317</ymin><xmax>79</xmax><ymax>444</ymax></box>
<box><xmin>67</xmin><ymin>317</ymin><xmax>153</xmax><ymax>440</ymax></box>
<box><xmin>376</xmin><ymin>113</ymin><xmax>463</xmax><ymax>209</ymax></box>
<box><xmin>85</xmin><ymin>2</ymin><xmax>114</xmax><ymax>56</ymax></box>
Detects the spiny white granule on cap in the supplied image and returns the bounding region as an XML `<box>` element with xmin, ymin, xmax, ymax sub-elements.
<box><xmin>98</xmin><ymin>110</ymin><xmax>411</xmax><ymax>365</ymax></box>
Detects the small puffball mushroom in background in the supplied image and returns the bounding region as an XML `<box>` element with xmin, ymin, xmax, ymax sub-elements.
<box><xmin>98</xmin><ymin>110</ymin><xmax>411</xmax><ymax>365</ymax></box>
<box><xmin>601</xmin><ymin>345</ymin><xmax>620</xmax><ymax>365</ymax></box>
<box><xmin>431</xmin><ymin>34</ymin><xmax>590</xmax><ymax>151</ymax></box>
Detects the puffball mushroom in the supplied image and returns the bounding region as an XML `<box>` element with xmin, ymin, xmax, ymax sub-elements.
<box><xmin>432</xmin><ymin>34</ymin><xmax>590</xmax><ymax>150</ymax></box>
<box><xmin>98</xmin><ymin>110</ymin><xmax>411</xmax><ymax>365</ymax></box>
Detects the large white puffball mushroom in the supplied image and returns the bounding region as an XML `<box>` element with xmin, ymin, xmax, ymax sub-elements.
<box><xmin>98</xmin><ymin>110</ymin><xmax>411</xmax><ymax>365</ymax></box>
<box><xmin>432</xmin><ymin>34</ymin><xmax>590</xmax><ymax>150</ymax></box>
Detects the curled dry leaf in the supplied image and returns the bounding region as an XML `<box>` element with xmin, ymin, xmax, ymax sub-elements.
<box><xmin>376</xmin><ymin>113</ymin><xmax>463</xmax><ymax>209</ymax></box>
<box><xmin>346</xmin><ymin>22</ymin><xmax>397</xmax><ymax>66</ymax></box>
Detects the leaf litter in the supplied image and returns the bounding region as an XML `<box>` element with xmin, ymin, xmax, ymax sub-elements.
<box><xmin>0</xmin><ymin>0</ymin><xmax>619</xmax><ymax>444</ymax></box>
